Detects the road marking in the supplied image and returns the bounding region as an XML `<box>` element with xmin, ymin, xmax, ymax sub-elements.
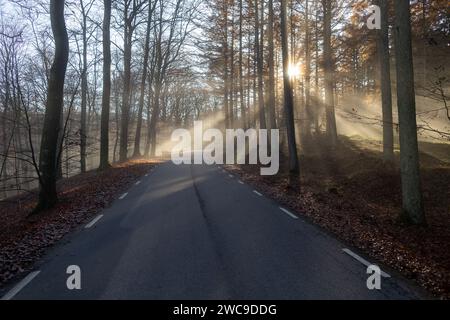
<box><xmin>145</xmin><ymin>174</ymin><xmax>148</xmax><ymax>177</ymax></box>
<box><xmin>135</xmin><ymin>180</ymin><xmax>141</xmax><ymax>186</ymax></box>
<box><xmin>342</xmin><ymin>248</ymin><xmax>391</xmax><ymax>278</ymax></box>
<box><xmin>279</xmin><ymin>207</ymin><xmax>298</xmax><ymax>219</ymax></box>
<box><xmin>1</xmin><ymin>271</ymin><xmax>41</xmax><ymax>300</ymax></box>
<box><xmin>228</xmin><ymin>174</ymin><xmax>234</xmax><ymax>178</ymax></box>
<box><xmin>253</xmin><ymin>190</ymin><xmax>263</xmax><ymax>197</ymax></box>
<box><xmin>119</xmin><ymin>192</ymin><xmax>128</xmax><ymax>200</ymax></box>
<box><xmin>238</xmin><ymin>180</ymin><xmax>244</xmax><ymax>184</ymax></box>
<box><xmin>85</xmin><ymin>214</ymin><xmax>104</xmax><ymax>229</ymax></box>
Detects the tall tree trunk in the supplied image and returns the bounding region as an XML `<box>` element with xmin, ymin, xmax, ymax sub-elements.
<box><xmin>230</xmin><ymin>3</ymin><xmax>235</xmax><ymax>128</ymax></box>
<box><xmin>238</xmin><ymin>0</ymin><xmax>246</xmax><ymax>129</ymax></box>
<box><xmin>149</xmin><ymin>80</ymin><xmax>162</xmax><ymax>157</ymax></box>
<box><xmin>322</xmin><ymin>0</ymin><xmax>337</xmax><ymax>145</ymax></box>
<box><xmin>393</xmin><ymin>0</ymin><xmax>425</xmax><ymax>225</ymax></box>
<box><xmin>133</xmin><ymin>1</ymin><xmax>155</xmax><ymax>158</ymax></box>
<box><xmin>36</xmin><ymin>0</ymin><xmax>69</xmax><ymax>211</ymax></box>
<box><xmin>267</xmin><ymin>0</ymin><xmax>277</xmax><ymax>129</ymax></box>
<box><xmin>314</xmin><ymin>0</ymin><xmax>320</xmax><ymax>133</ymax></box>
<box><xmin>255</xmin><ymin>0</ymin><xmax>266</xmax><ymax>129</ymax></box>
<box><xmin>119</xmin><ymin>8</ymin><xmax>132</xmax><ymax>162</ymax></box>
<box><xmin>80</xmin><ymin>3</ymin><xmax>88</xmax><ymax>173</ymax></box>
<box><xmin>99</xmin><ymin>0</ymin><xmax>111</xmax><ymax>170</ymax></box>
<box><xmin>223</xmin><ymin>1</ymin><xmax>230</xmax><ymax>129</ymax></box>
<box><xmin>280</xmin><ymin>0</ymin><xmax>299</xmax><ymax>176</ymax></box>
<box><xmin>376</xmin><ymin>0</ymin><xmax>394</xmax><ymax>162</ymax></box>
<box><xmin>304</xmin><ymin>0</ymin><xmax>312</xmax><ymax>137</ymax></box>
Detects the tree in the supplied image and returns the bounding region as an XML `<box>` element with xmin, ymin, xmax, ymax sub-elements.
<box><xmin>280</xmin><ymin>0</ymin><xmax>299</xmax><ymax>177</ymax></box>
<box><xmin>393</xmin><ymin>0</ymin><xmax>425</xmax><ymax>224</ymax></box>
<box><xmin>375</xmin><ymin>0</ymin><xmax>394</xmax><ymax>162</ymax></box>
<box><xmin>304</xmin><ymin>0</ymin><xmax>312</xmax><ymax>137</ymax></box>
<box><xmin>255</xmin><ymin>0</ymin><xmax>266</xmax><ymax>129</ymax></box>
<box><xmin>118</xmin><ymin>0</ymin><xmax>146</xmax><ymax>162</ymax></box>
<box><xmin>77</xmin><ymin>0</ymin><xmax>95</xmax><ymax>173</ymax></box>
<box><xmin>99</xmin><ymin>0</ymin><xmax>112</xmax><ymax>170</ymax></box>
<box><xmin>223</xmin><ymin>0</ymin><xmax>230</xmax><ymax>128</ymax></box>
<box><xmin>36</xmin><ymin>0</ymin><xmax>69</xmax><ymax>211</ymax></box>
<box><xmin>267</xmin><ymin>0</ymin><xmax>277</xmax><ymax>129</ymax></box>
<box><xmin>133</xmin><ymin>0</ymin><xmax>157</xmax><ymax>158</ymax></box>
<box><xmin>238</xmin><ymin>0</ymin><xmax>247</xmax><ymax>129</ymax></box>
<box><xmin>322</xmin><ymin>0</ymin><xmax>337</xmax><ymax>145</ymax></box>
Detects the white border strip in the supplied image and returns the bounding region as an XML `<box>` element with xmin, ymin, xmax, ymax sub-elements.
<box><xmin>279</xmin><ymin>207</ymin><xmax>298</xmax><ymax>219</ymax></box>
<box><xmin>342</xmin><ymin>248</ymin><xmax>391</xmax><ymax>278</ymax></box>
<box><xmin>85</xmin><ymin>214</ymin><xmax>104</xmax><ymax>229</ymax></box>
<box><xmin>119</xmin><ymin>192</ymin><xmax>128</xmax><ymax>200</ymax></box>
<box><xmin>253</xmin><ymin>190</ymin><xmax>263</xmax><ymax>197</ymax></box>
<box><xmin>1</xmin><ymin>271</ymin><xmax>41</xmax><ymax>300</ymax></box>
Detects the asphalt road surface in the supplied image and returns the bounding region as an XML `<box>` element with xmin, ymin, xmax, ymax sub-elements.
<box><xmin>2</xmin><ymin>162</ymin><xmax>423</xmax><ymax>300</ymax></box>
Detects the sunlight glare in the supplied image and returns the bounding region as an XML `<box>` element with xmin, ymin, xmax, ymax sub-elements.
<box><xmin>288</xmin><ymin>63</ymin><xmax>301</xmax><ymax>79</ymax></box>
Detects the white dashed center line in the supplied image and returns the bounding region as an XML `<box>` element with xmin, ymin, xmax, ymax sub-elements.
<box><xmin>135</xmin><ymin>180</ymin><xmax>141</xmax><ymax>186</ymax></box>
<box><xmin>229</xmin><ymin>174</ymin><xmax>234</xmax><ymax>178</ymax></box>
<box><xmin>1</xmin><ymin>271</ymin><xmax>41</xmax><ymax>300</ymax></box>
<box><xmin>253</xmin><ymin>190</ymin><xmax>263</xmax><ymax>197</ymax></box>
<box><xmin>238</xmin><ymin>180</ymin><xmax>244</xmax><ymax>184</ymax></box>
<box><xmin>85</xmin><ymin>214</ymin><xmax>104</xmax><ymax>229</ymax></box>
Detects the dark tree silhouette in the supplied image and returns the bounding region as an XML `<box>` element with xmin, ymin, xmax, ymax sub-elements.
<box><xmin>36</xmin><ymin>0</ymin><xmax>69</xmax><ymax>211</ymax></box>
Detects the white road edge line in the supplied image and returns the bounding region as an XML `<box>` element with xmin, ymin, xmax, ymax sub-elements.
<box><xmin>119</xmin><ymin>192</ymin><xmax>128</xmax><ymax>200</ymax></box>
<box><xmin>253</xmin><ymin>190</ymin><xmax>263</xmax><ymax>197</ymax></box>
<box><xmin>342</xmin><ymin>248</ymin><xmax>391</xmax><ymax>278</ymax></box>
<box><xmin>279</xmin><ymin>207</ymin><xmax>298</xmax><ymax>219</ymax></box>
<box><xmin>1</xmin><ymin>271</ymin><xmax>41</xmax><ymax>300</ymax></box>
<box><xmin>135</xmin><ymin>180</ymin><xmax>141</xmax><ymax>186</ymax></box>
<box><xmin>238</xmin><ymin>180</ymin><xmax>244</xmax><ymax>184</ymax></box>
<box><xmin>85</xmin><ymin>214</ymin><xmax>104</xmax><ymax>229</ymax></box>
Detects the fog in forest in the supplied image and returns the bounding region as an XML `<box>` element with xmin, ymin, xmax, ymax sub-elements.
<box><xmin>0</xmin><ymin>0</ymin><xmax>448</xmax><ymax>198</ymax></box>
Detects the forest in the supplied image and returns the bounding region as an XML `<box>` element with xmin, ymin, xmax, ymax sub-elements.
<box><xmin>0</xmin><ymin>0</ymin><xmax>449</xmax><ymax>300</ymax></box>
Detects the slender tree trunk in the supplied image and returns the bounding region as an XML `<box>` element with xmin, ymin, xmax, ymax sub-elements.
<box><xmin>119</xmin><ymin>8</ymin><xmax>132</xmax><ymax>162</ymax></box>
<box><xmin>376</xmin><ymin>0</ymin><xmax>394</xmax><ymax>162</ymax></box>
<box><xmin>133</xmin><ymin>1</ymin><xmax>155</xmax><ymax>158</ymax></box>
<box><xmin>230</xmin><ymin>4</ymin><xmax>235</xmax><ymax>128</ymax></box>
<box><xmin>393</xmin><ymin>0</ymin><xmax>425</xmax><ymax>225</ymax></box>
<box><xmin>267</xmin><ymin>0</ymin><xmax>277</xmax><ymax>129</ymax></box>
<box><xmin>280</xmin><ymin>0</ymin><xmax>299</xmax><ymax>176</ymax></box>
<box><xmin>314</xmin><ymin>0</ymin><xmax>320</xmax><ymax>133</ymax></box>
<box><xmin>36</xmin><ymin>0</ymin><xmax>69</xmax><ymax>211</ymax></box>
<box><xmin>80</xmin><ymin>4</ymin><xmax>88</xmax><ymax>173</ymax></box>
<box><xmin>322</xmin><ymin>0</ymin><xmax>337</xmax><ymax>145</ymax></box>
<box><xmin>99</xmin><ymin>0</ymin><xmax>111</xmax><ymax>170</ymax></box>
<box><xmin>149</xmin><ymin>80</ymin><xmax>162</xmax><ymax>157</ymax></box>
<box><xmin>223</xmin><ymin>1</ymin><xmax>230</xmax><ymax>129</ymax></box>
<box><xmin>238</xmin><ymin>0</ymin><xmax>246</xmax><ymax>129</ymax></box>
<box><xmin>255</xmin><ymin>0</ymin><xmax>266</xmax><ymax>129</ymax></box>
<box><xmin>304</xmin><ymin>0</ymin><xmax>312</xmax><ymax>137</ymax></box>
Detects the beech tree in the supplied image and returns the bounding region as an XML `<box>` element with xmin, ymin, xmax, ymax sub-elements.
<box><xmin>99</xmin><ymin>0</ymin><xmax>112</xmax><ymax>170</ymax></box>
<box><xmin>375</xmin><ymin>0</ymin><xmax>394</xmax><ymax>162</ymax></box>
<box><xmin>280</xmin><ymin>0</ymin><xmax>299</xmax><ymax>177</ymax></box>
<box><xmin>36</xmin><ymin>0</ymin><xmax>69</xmax><ymax>211</ymax></box>
<box><xmin>393</xmin><ymin>0</ymin><xmax>425</xmax><ymax>224</ymax></box>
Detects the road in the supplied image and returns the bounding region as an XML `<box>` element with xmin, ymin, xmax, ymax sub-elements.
<box><xmin>2</xmin><ymin>162</ymin><xmax>422</xmax><ymax>299</ymax></box>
